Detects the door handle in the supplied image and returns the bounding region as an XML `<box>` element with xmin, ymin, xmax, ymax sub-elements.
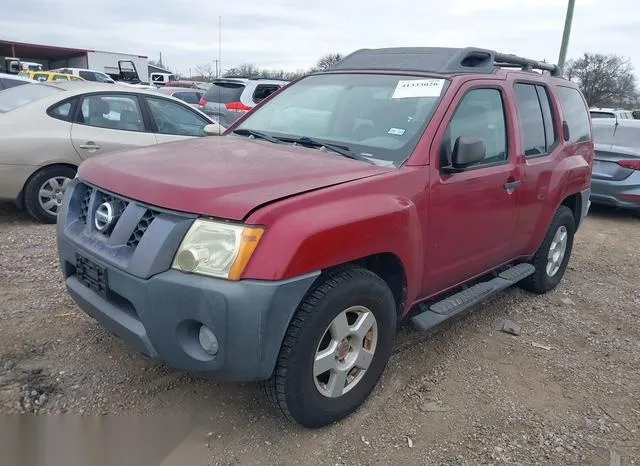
<box><xmin>79</xmin><ymin>142</ymin><xmax>100</xmax><ymax>150</ymax></box>
<box><xmin>504</xmin><ymin>180</ymin><xmax>521</xmax><ymax>191</ymax></box>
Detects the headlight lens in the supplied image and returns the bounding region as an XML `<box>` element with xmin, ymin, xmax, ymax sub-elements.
<box><xmin>172</xmin><ymin>219</ymin><xmax>264</xmax><ymax>280</ymax></box>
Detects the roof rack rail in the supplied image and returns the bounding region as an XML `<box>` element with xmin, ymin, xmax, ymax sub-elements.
<box><xmin>330</xmin><ymin>47</ymin><xmax>562</xmax><ymax>77</ymax></box>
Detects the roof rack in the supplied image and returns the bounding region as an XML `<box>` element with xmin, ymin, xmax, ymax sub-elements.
<box><xmin>330</xmin><ymin>47</ymin><xmax>562</xmax><ymax>77</ymax></box>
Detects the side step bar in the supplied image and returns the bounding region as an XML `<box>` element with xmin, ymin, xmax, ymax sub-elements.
<box><xmin>410</xmin><ymin>263</ymin><xmax>535</xmax><ymax>331</ymax></box>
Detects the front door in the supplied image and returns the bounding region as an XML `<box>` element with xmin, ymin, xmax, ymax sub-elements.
<box><xmin>71</xmin><ymin>93</ymin><xmax>156</xmax><ymax>160</ymax></box>
<box><xmin>423</xmin><ymin>83</ymin><xmax>521</xmax><ymax>297</ymax></box>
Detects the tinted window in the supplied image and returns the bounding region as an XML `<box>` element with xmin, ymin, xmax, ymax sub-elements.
<box><xmin>444</xmin><ymin>88</ymin><xmax>507</xmax><ymax>167</ymax></box>
<box><xmin>238</xmin><ymin>73</ymin><xmax>447</xmax><ymax>166</ymax></box>
<box><xmin>203</xmin><ymin>82</ymin><xmax>246</xmax><ymax>103</ymax></box>
<box><xmin>557</xmin><ymin>86</ymin><xmax>591</xmax><ymax>142</ymax></box>
<box><xmin>79</xmin><ymin>71</ymin><xmax>96</xmax><ymax>81</ymax></box>
<box><xmin>79</xmin><ymin>94</ymin><xmax>144</xmax><ymax>131</ymax></box>
<box><xmin>146</xmin><ymin>97</ymin><xmax>209</xmax><ymax>137</ymax></box>
<box><xmin>514</xmin><ymin>84</ymin><xmax>546</xmax><ymax>156</ymax></box>
<box><xmin>590</xmin><ymin>111</ymin><xmax>615</xmax><ymax>119</ymax></box>
<box><xmin>95</xmin><ymin>73</ymin><xmax>114</xmax><ymax>83</ymax></box>
<box><xmin>0</xmin><ymin>83</ymin><xmax>62</xmax><ymax>113</ymax></box>
<box><xmin>253</xmin><ymin>84</ymin><xmax>280</xmax><ymax>103</ymax></box>
<box><xmin>537</xmin><ymin>85</ymin><xmax>556</xmax><ymax>150</ymax></box>
<box><xmin>48</xmin><ymin>100</ymin><xmax>75</xmax><ymax>121</ymax></box>
<box><xmin>174</xmin><ymin>91</ymin><xmax>199</xmax><ymax>104</ymax></box>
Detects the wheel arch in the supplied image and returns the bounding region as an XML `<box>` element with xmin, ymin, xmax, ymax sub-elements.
<box><xmin>17</xmin><ymin>162</ymin><xmax>78</xmax><ymax>210</ymax></box>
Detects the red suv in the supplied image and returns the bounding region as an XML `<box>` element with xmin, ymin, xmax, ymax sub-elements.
<box><xmin>57</xmin><ymin>47</ymin><xmax>593</xmax><ymax>428</ymax></box>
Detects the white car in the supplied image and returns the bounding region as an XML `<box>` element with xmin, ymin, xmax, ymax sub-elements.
<box><xmin>55</xmin><ymin>68</ymin><xmax>116</xmax><ymax>83</ymax></box>
<box><xmin>0</xmin><ymin>81</ymin><xmax>224</xmax><ymax>223</ymax></box>
<box><xmin>590</xmin><ymin>108</ymin><xmax>635</xmax><ymax>120</ymax></box>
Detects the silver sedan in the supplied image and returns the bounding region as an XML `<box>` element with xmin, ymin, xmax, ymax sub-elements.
<box><xmin>0</xmin><ymin>81</ymin><xmax>224</xmax><ymax>223</ymax></box>
<box><xmin>591</xmin><ymin>118</ymin><xmax>640</xmax><ymax>217</ymax></box>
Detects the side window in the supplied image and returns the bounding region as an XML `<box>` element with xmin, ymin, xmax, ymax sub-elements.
<box><xmin>536</xmin><ymin>85</ymin><xmax>556</xmax><ymax>151</ymax></box>
<box><xmin>95</xmin><ymin>73</ymin><xmax>113</xmax><ymax>83</ymax></box>
<box><xmin>253</xmin><ymin>84</ymin><xmax>280</xmax><ymax>104</ymax></box>
<box><xmin>79</xmin><ymin>94</ymin><xmax>145</xmax><ymax>131</ymax></box>
<box><xmin>443</xmin><ymin>88</ymin><xmax>507</xmax><ymax>168</ymax></box>
<box><xmin>514</xmin><ymin>83</ymin><xmax>546</xmax><ymax>157</ymax></box>
<box><xmin>33</xmin><ymin>73</ymin><xmax>49</xmax><ymax>82</ymax></box>
<box><xmin>79</xmin><ymin>71</ymin><xmax>96</xmax><ymax>81</ymax></box>
<box><xmin>556</xmin><ymin>86</ymin><xmax>591</xmax><ymax>143</ymax></box>
<box><xmin>146</xmin><ymin>97</ymin><xmax>209</xmax><ymax>137</ymax></box>
<box><xmin>48</xmin><ymin>99</ymin><xmax>76</xmax><ymax>122</ymax></box>
<box><xmin>52</xmin><ymin>74</ymin><xmax>70</xmax><ymax>81</ymax></box>
<box><xmin>181</xmin><ymin>92</ymin><xmax>200</xmax><ymax>104</ymax></box>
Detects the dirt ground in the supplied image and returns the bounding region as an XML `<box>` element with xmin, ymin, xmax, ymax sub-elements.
<box><xmin>0</xmin><ymin>201</ymin><xmax>639</xmax><ymax>465</ymax></box>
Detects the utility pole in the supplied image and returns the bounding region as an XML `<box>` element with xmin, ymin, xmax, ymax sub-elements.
<box><xmin>557</xmin><ymin>0</ymin><xmax>576</xmax><ymax>71</ymax></box>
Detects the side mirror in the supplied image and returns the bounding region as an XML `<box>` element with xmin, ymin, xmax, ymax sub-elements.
<box><xmin>450</xmin><ymin>136</ymin><xmax>486</xmax><ymax>169</ymax></box>
<box><xmin>203</xmin><ymin>123</ymin><xmax>225</xmax><ymax>136</ymax></box>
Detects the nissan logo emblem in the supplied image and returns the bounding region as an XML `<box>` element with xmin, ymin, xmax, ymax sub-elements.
<box><xmin>95</xmin><ymin>202</ymin><xmax>116</xmax><ymax>232</ymax></box>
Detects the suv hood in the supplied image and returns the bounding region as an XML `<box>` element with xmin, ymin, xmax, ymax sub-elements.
<box><xmin>78</xmin><ymin>136</ymin><xmax>393</xmax><ymax>220</ymax></box>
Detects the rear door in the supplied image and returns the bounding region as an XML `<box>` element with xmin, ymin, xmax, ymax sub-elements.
<box><xmin>424</xmin><ymin>81</ymin><xmax>520</xmax><ymax>296</ymax></box>
<box><xmin>71</xmin><ymin>93</ymin><xmax>156</xmax><ymax>159</ymax></box>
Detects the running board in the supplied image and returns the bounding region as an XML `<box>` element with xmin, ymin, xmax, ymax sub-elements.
<box><xmin>410</xmin><ymin>263</ymin><xmax>535</xmax><ymax>331</ymax></box>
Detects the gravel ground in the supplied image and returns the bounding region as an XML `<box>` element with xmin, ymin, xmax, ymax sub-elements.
<box><xmin>1</xmin><ymin>201</ymin><xmax>639</xmax><ymax>465</ymax></box>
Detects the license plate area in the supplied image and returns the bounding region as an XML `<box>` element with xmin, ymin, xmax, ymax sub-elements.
<box><xmin>76</xmin><ymin>253</ymin><xmax>108</xmax><ymax>298</ymax></box>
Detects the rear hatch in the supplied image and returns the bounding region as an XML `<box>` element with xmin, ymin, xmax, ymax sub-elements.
<box><xmin>199</xmin><ymin>80</ymin><xmax>249</xmax><ymax>124</ymax></box>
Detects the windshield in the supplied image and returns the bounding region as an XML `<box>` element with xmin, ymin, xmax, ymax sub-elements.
<box><xmin>236</xmin><ymin>73</ymin><xmax>447</xmax><ymax>166</ymax></box>
<box><xmin>0</xmin><ymin>83</ymin><xmax>62</xmax><ymax>113</ymax></box>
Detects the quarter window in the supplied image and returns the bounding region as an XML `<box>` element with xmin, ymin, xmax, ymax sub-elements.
<box><xmin>556</xmin><ymin>86</ymin><xmax>591</xmax><ymax>143</ymax></box>
<box><xmin>537</xmin><ymin>85</ymin><xmax>557</xmax><ymax>150</ymax></box>
<box><xmin>443</xmin><ymin>88</ymin><xmax>507</xmax><ymax>168</ymax></box>
<box><xmin>48</xmin><ymin>99</ymin><xmax>76</xmax><ymax>121</ymax></box>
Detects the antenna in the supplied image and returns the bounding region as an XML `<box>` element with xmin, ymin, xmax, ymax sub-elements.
<box><xmin>217</xmin><ymin>15</ymin><xmax>223</xmax><ymax>135</ymax></box>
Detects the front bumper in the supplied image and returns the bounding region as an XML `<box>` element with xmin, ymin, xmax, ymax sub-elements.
<box><xmin>57</xmin><ymin>179</ymin><xmax>319</xmax><ymax>381</ymax></box>
<box><xmin>591</xmin><ymin>171</ymin><xmax>640</xmax><ymax>211</ymax></box>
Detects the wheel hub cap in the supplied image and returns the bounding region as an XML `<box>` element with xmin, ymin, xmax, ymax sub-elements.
<box><xmin>38</xmin><ymin>176</ymin><xmax>71</xmax><ymax>216</ymax></box>
<box><xmin>313</xmin><ymin>305</ymin><xmax>378</xmax><ymax>398</ymax></box>
<box><xmin>546</xmin><ymin>225</ymin><xmax>568</xmax><ymax>277</ymax></box>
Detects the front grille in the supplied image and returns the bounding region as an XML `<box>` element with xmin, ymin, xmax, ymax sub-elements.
<box><xmin>127</xmin><ymin>209</ymin><xmax>158</xmax><ymax>248</ymax></box>
<box><xmin>79</xmin><ymin>187</ymin><xmax>93</xmax><ymax>224</ymax></box>
<box><xmin>96</xmin><ymin>192</ymin><xmax>128</xmax><ymax>237</ymax></box>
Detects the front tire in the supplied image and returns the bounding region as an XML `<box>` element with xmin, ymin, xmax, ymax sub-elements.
<box><xmin>24</xmin><ymin>166</ymin><xmax>76</xmax><ymax>223</ymax></box>
<box><xmin>261</xmin><ymin>266</ymin><xmax>397</xmax><ymax>428</ymax></box>
<box><xmin>520</xmin><ymin>205</ymin><xmax>575</xmax><ymax>294</ymax></box>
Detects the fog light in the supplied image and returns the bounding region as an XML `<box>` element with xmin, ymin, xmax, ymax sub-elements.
<box><xmin>198</xmin><ymin>325</ymin><xmax>219</xmax><ymax>355</ymax></box>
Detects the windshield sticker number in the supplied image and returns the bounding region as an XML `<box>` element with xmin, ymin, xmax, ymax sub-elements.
<box><xmin>392</xmin><ymin>79</ymin><xmax>445</xmax><ymax>99</ymax></box>
<box><xmin>388</xmin><ymin>127</ymin><xmax>406</xmax><ymax>135</ymax></box>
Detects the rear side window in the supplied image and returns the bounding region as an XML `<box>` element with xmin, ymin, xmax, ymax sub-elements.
<box><xmin>514</xmin><ymin>84</ymin><xmax>546</xmax><ymax>156</ymax></box>
<box><xmin>556</xmin><ymin>86</ymin><xmax>591</xmax><ymax>143</ymax></box>
<box><xmin>253</xmin><ymin>84</ymin><xmax>280</xmax><ymax>103</ymax></box>
<box><xmin>203</xmin><ymin>82</ymin><xmax>245</xmax><ymax>103</ymax></box>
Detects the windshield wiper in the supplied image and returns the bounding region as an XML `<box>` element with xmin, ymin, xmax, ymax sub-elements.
<box><xmin>277</xmin><ymin>136</ymin><xmax>373</xmax><ymax>164</ymax></box>
<box><xmin>233</xmin><ymin>128</ymin><xmax>281</xmax><ymax>144</ymax></box>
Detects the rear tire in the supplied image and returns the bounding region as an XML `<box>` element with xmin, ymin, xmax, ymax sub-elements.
<box><xmin>261</xmin><ymin>265</ymin><xmax>397</xmax><ymax>428</ymax></box>
<box><xmin>24</xmin><ymin>165</ymin><xmax>76</xmax><ymax>224</ymax></box>
<box><xmin>519</xmin><ymin>205</ymin><xmax>575</xmax><ymax>294</ymax></box>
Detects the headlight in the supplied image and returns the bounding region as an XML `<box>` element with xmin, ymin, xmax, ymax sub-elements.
<box><xmin>172</xmin><ymin>219</ymin><xmax>264</xmax><ymax>280</ymax></box>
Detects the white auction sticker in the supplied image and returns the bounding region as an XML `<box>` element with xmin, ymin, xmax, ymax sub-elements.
<box><xmin>392</xmin><ymin>79</ymin><xmax>445</xmax><ymax>99</ymax></box>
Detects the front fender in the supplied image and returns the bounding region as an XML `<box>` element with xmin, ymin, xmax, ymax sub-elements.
<box><xmin>243</xmin><ymin>193</ymin><xmax>424</xmax><ymax>305</ymax></box>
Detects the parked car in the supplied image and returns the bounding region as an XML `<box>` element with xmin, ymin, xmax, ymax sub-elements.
<box><xmin>156</xmin><ymin>86</ymin><xmax>204</xmax><ymax>109</ymax></box>
<box><xmin>590</xmin><ymin>108</ymin><xmax>634</xmax><ymax>120</ymax></box>
<box><xmin>57</xmin><ymin>47</ymin><xmax>592</xmax><ymax>428</ymax></box>
<box><xmin>18</xmin><ymin>70</ymin><xmax>85</xmax><ymax>82</ymax></box>
<box><xmin>0</xmin><ymin>81</ymin><xmax>222</xmax><ymax>223</ymax></box>
<box><xmin>55</xmin><ymin>68</ymin><xmax>116</xmax><ymax>83</ymax></box>
<box><xmin>0</xmin><ymin>72</ymin><xmax>33</xmax><ymax>90</ymax></box>
<box><xmin>590</xmin><ymin>118</ymin><xmax>640</xmax><ymax>216</ymax></box>
<box><xmin>165</xmin><ymin>80</ymin><xmax>204</xmax><ymax>89</ymax></box>
<box><xmin>198</xmin><ymin>77</ymin><xmax>288</xmax><ymax>126</ymax></box>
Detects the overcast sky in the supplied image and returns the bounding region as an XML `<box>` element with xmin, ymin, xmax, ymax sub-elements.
<box><xmin>2</xmin><ymin>0</ymin><xmax>639</xmax><ymax>76</ymax></box>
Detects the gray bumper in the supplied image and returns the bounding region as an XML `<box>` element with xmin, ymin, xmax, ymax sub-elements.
<box><xmin>59</xmin><ymin>237</ymin><xmax>318</xmax><ymax>381</ymax></box>
<box><xmin>56</xmin><ymin>179</ymin><xmax>319</xmax><ymax>381</ymax></box>
<box><xmin>590</xmin><ymin>171</ymin><xmax>640</xmax><ymax>211</ymax></box>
